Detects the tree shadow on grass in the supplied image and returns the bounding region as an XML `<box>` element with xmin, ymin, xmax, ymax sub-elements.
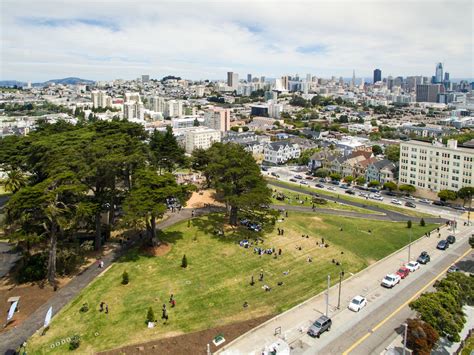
<box><xmin>117</xmin><ymin>230</ymin><xmax>184</xmax><ymax>263</ymax></box>
<box><xmin>190</xmin><ymin>213</ymin><xmax>272</xmax><ymax>244</ymax></box>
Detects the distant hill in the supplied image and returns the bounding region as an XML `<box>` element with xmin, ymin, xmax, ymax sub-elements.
<box><xmin>0</xmin><ymin>77</ymin><xmax>95</xmax><ymax>87</ymax></box>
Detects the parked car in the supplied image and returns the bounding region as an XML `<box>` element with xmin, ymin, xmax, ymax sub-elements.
<box><xmin>381</xmin><ymin>274</ymin><xmax>401</xmax><ymax>288</ymax></box>
<box><xmin>433</xmin><ymin>200</ymin><xmax>447</xmax><ymax>206</ymax></box>
<box><xmin>328</xmin><ymin>186</ymin><xmax>336</xmax><ymax>191</ymax></box>
<box><xmin>345</xmin><ymin>190</ymin><xmax>356</xmax><ymax>195</ymax></box>
<box><xmin>289</xmin><ymin>178</ymin><xmax>297</xmax><ymax>182</ymax></box>
<box><xmin>369</xmin><ymin>188</ymin><xmax>379</xmax><ymax>193</ymax></box>
<box><xmin>437</xmin><ymin>239</ymin><xmax>449</xmax><ymax>250</ymax></box>
<box><xmin>451</xmin><ymin>205</ymin><xmax>466</xmax><ymax>211</ymax></box>
<box><xmin>373</xmin><ymin>195</ymin><xmax>384</xmax><ymax>201</ymax></box>
<box><xmin>340</xmin><ymin>184</ymin><xmax>349</xmax><ymax>189</ymax></box>
<box><xmin>348</xmin><ymin>295</ymin><xmax>367</xmax><ymax>312</ymax></box>
<box><xmin>330</xmin><ymin>180</ymin><xmax>340</xmax><ymax>185</ymax></box>
<box><xmin>418</xmin><ymin>198</ymin><xmax>431</xmax><ymax>204</ymax></box>
<box><xmin>261</xmin><ymin>166</ymin><xmax>269</xmax><ymax>171</ymax></box>
<box><xmin>319</xmin><ymin>179</ymin><xmax>326</xmax><ymax>183</ymax></box>
<box><xmin>305</xmin><ymin>176</ymin><xmax>313</xmax><ymax>180</ymax></box>
<box><xmin>391</xmin><ymin>199</ymin><xmax>402</xmax><ymax>205</ymax></box>
<box><xmin>447</xmin><ymin>264</ymin><xmax>460</xmax><ymax>273</ymax></box>
<box><xmin>294</xmin><ymin>175</ymin><xmax>303</xmax><ymax>179</ymax></box>
<box><xmin>316</xmin><ymin>183</ymin><xmax>325</xmax><ymax>188</ymax></box>
<box><xmin>300</xmin><ymin>181</ymin><xmax>308</xmax><ymax>185</ymax></box>
<box><xmin>417</xmin><ymin>251</ymin><xmax>430</xmax><ymax>264</ymax></box>
<box><xmin>406</xmin><ymin>261</ymin><xmax>420</xmax><ymax>272</ymax></box>
<box><xmin>405</xmin><ymin>201</ymin><xmax>416</xmax><ymax>208</ymax></box>
<box><xmin>396</xmin><ymin>267</ymin><xmax>410</xmax><ymax>279</ymax></box>
<box><xmin>446</xmin><ymin>235</ymin><xmax>456</xmax><ymax>244</ymax></box>
<box><xmin>271</xmin><ymin>172</ymin><xmax>280</xmax><ymax>178</ymax></box>
<box><xmin>404</xmin><ymin>195</ymin><xmax>416</xmax><ymax>201</ymax></box>
<box><xmin>307</xmin><ymin>315</ymin><xmax>332</xmax><ymax>338</ymax></box>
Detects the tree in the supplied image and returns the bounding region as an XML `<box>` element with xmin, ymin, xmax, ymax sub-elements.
<box><xmin>385</xmin><ymin>145</ymin><xmax>400</xmax><ymax>163</ymax></box>
<box><xmin>203</xmin><ymin>143</ymin><xmax>271</xmax><ymax>225</ymax></box>
<box><xmin>181</xmin><ymin>254</ymin><xmax>188</xmax><ymax>268</ymax></box>
<box><xmin>457</xmin><ymin>186</ymin><xmax>474</xmax><ymax>207</ymax></box>
<box><xmin>372</xmin><ymin>145</ymin><xmax>383</xmax><ymax>156</ymax></box>
<box><xmin>122</xmin><ymin>168</ymin><xmax>187</xmax><ymax>246</ymax></box>
<box><xmin>406</xmin><ymin>318</ymin><xmax>439</xmax><ymax>355</ymax></box>
<box><xmin>368</xmin><ymin>180</ymin><xmax>380</xmax><ymax>187</ymax></box>
<box><xmin>122</xmin><ymin>270</ymin><xmax>129</xmax><ymax>285</ymax></box>
<box><xmin>438</xmin><ymin>189</ymin><xmax>457</xmax><ymax>202</ymax></box>
<box><xmin>315</xmin><ymin>168</ymin><xmax>330</xmax><ymax>178</ymax></box>
<box><xmin>329</xmin><ymin>173</ymin><xmax>342</xmax><ymax>181</ymax></box>
<box><xmin>383</xmin><ymin>181</ymin><xmax>397</xmax><ymax>191</ymax></box>
<box><xmin>146</xmin><ymin>307</ymin><xmax>155</xmax><ymax>323</ymax></box>
<box><xmin>399</xmin><ymin>184</ymin><xmax>416</xmax><ymax>195</ymax></box>
<box><xmin>407</xmin><ymin>220</ymin><xmax>412</xmax><ymax>228</ymax></box>
<box><xmin>5</xmin><ymin>172</ymin><xmax>89</xmax><ymax>285</ymax></box>
<box><xmin>420</xmin><ymin>218</ymin><xmax>425</xmax><ymax>227</ymax></box>
<box><xmin>149</xmin><ymin>126</ymin><xmax>186</xmax><ymax>173</ymax></box>
<box><xmin>3</xmin><ymin>169</ymin><xmax>28</xmax><ymax>193</ymax></box>
<box><xmin>356</xmin><ymin>176</ymin><xmax>366</xmax><ymax>185</ymax></box>
<box><xmin>193</xmin><ymin>118</ymin><xmax>200</xmax><ymax>127</ymax></box>
<box><xmin>344</xmin><ymin>176</ymin><xmax>354</xmax><ymax>184</ymax></box>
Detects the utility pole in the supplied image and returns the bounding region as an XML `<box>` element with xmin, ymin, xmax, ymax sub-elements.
<box><xmin>402</xmin><ymin>323</ymin><xmax>408</xmax><ymax>355</ymax></box>
<box><xmin>408</xmin><ymin>227</ymin><xmax>412</xmax><ymax>261</ymax></box>
<box><xmin>326</xmin><ymin>275</ymin><xmax>330</xmax><ymax>316</ymax></box>
<box><xmin>337</xmin><ymin>270</ymin><xmax>344</xmax><ymax>309</ymax></box>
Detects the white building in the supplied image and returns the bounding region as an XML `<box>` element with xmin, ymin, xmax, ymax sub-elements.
<box><xmin>185</xmin><ymin>128</ymin><xmax>221</xmax><ymax>153</ymax></box>
<box><xmin>399</xmin><ymin>139</ymin><xmax>473</xmax><ymax>194</ymax></box>
<box><xmin>123</xmin><ymin>101</ymin><xmax>144</xmax><ymax>120</ymax></box>
<box><xmin>125</xmin><ymin>92</ymin><xmax>141</xmax><ymax>103</ymax></box>
<box><xmin>165</xmin><ymin>100</ymin><xmax>184</xmax><ymax>118</ymax></box>
<box><xmin>91</xmin><ymin>91</ymin><xmax>111</xmax><ymax>109</ymax></box>
<box><xmin>149</xmin><ymin>96</ymin><xmax>166</xmax><ymax>113</ymax></box>
<box><xmin>263</xmin><ymin>141</ymin><xmax>301</xmax><ymax>164</ymax></box>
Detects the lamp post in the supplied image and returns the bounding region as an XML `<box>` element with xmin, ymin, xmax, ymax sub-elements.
<box><xmin>337</xmin><ymin>269</ymin><xmax>345</xmax><ymax>309</ymax></box>
<box><xmin>408</xmin><ymin>227</ymin><xmax>412</xmax><ymax>262</ymax></box>
<box><xmin>402</xmin><ymin>323</ymin><xmax>408</xmax><ymax>355</ymax></box>
<box><xmin>326</xmin><ymin>275</ymin><xmax>330</xmax><ymax>317</ymax></box>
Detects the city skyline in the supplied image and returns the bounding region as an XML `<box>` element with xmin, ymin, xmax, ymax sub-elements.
<box><xmin>1</xmin><ymin>0</ymin><xmax>473</xmax><ymax>82</ymax></box>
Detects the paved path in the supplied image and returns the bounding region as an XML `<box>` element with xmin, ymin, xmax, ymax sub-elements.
<box><xmin>217</xmin><ymin>223</ymin><xmax>473</xmax><ymax>355</ymax></box>
<box><xmin>268</xmin><ymin>181</ymin><xmax>445</xmax><ymax>224</ymax></box>
<box><xmin>0</xmin><ymin>206</ymin><xmax>217</xmax><ymax>355</ymax></box>
<box><xmin>0</xmin><ymin>242</ymin><xmax>20</xmax><ymax>279</ymax></box>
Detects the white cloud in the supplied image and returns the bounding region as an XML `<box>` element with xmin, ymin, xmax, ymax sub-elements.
<box><xmin>0</xmin><ymin>0</ymin><xmax>472</xmax><ymax>81</ymax></box>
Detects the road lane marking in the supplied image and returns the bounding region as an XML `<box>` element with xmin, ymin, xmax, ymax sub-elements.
<box><xmin>342</xmin><ymin>247</ymin><xmax>472</xmax><ymax>355</ymax></box>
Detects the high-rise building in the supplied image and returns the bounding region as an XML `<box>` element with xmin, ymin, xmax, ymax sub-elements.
<box><xmin>444</xmin><ymin>72</ymin><xmax>450</xmax><ymax>81</ymax></box>
<box><xmin>149</xmin><ymin>96</ymin><xmax>166</xmax><ymax>113</ymax></box>
<box><xmin>91</xmin><ymin>90</ymin><xmax>111</xmax><ymax>109</ymax></box>
<box><xmin>205</xmin><ymin>107</ymin><xmax>231</xmax><ymax>132</ymax></box>
<box><xmin>227</xmin><ymin>72</ymin><xmax>239</xmax><ymax>88</ymax></box>
<box><xmin>141</xmin><ymin>75</ymin><xmax>150</xmax><ymax>83</ymax></box>
<box><xmin>247</xmin><ymin>74</ymin><xmax>252</xmax><ymax>83</ymax></box>
<box><xmin>125</xmin><ymin>92</ymin><xmax>141</xmax><ymax>103</ymax></box>
<box><xmin>185</xmin><ymin>128</ymin><xmax>221</xmax><ymax>153</ymax></box>
<box><xmin>306</xmin><ymin>73</ymin><xmax>312</xmax><ymax>83</ymax></box>
<box><xmin>373</xmin><ymin>69</ymin><xmax>382</xmax><ymax>83</ymax></box>
<box><xmin>123</xmin><ymin>101</ymin><xmax>144</xmax><ymax>120</ymax></box>
<box><xmin>165</xmin><ymin>100</ymin><xmax>184</xmax><ymax>118</ymax></box>
<box><xmin>399</xmin><ymin>139</ymin><xmax>473</xmax><ymax>193</ymax></box>
<box><xmin>416</xmin><ymin>84</ymin><xmax>442</xmax><ymax>102</ymax></box>
<box><xmin>351</xmin><ymin>70</ymin><xmax>356</xmax><ymax>87</ymax></box>
<box><xmin>281</xmin><ymin>76</ymin><xmax>289</xmax><ymax>91</ymax></box>
<box><xmin>435</xmin><ymin>63</ymin><xmax>443</xmax><ymax>83</ymax></box>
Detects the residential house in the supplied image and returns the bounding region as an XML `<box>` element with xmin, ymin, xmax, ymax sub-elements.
<box><xmin>365</xmin><ymin>159</ymin><xmax>397</xmax><ymax>184</ymax></box>
<box><xmin>263</xmin><ymin>141</ymin><xmax>301</xmax><ymax>164</ymax></box>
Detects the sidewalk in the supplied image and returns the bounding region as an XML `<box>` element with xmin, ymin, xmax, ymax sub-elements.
<box><xmin>218</xmin><ymin>223</ymin><xmax>473</xmax><ymax>355</ymax></box>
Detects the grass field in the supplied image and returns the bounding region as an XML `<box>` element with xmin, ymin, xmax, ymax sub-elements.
<box><xmin>271</xmin><ymin>186</ymin><xmax>381</xmax><ymax>214</ymax></box>
<box><xmin>270</xmin><ymin>179</ymin><xmax>433</xmax><ymax>218</ymax></box>
<box><xmin>27</xmin><ymin>213</ymin><xmax>437</xmax><ymax>354</ymax></box>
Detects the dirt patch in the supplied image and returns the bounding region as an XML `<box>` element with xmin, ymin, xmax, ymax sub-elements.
<box><xmin>143</xmin><ymin>243</ymin><xmax>172</xmax><ymax>257</ymax></box>
<box><xmin>99</xmin><ymin>314</ymin><xmax>273</xmax><ymax>355</ymax></box>
<box><xmin>186</xmin><ymin>190</ymin><xmax>224</xmax><ymax>209</ymax></box>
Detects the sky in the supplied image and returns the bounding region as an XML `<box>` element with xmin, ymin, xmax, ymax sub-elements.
<box><xmin>1</xmin><ymin>0</ymin><xmax>473</xmax><ymax>82</ymax></box>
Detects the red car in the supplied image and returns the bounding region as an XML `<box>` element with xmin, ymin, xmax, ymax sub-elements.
<box><xmin>396</xmin><ymin>267</ymin><xmax>410</xmax><ymax>279</ymax></box>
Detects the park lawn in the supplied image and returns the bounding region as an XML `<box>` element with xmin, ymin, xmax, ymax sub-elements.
<box><xmin>270</xmin><ymin>179</ymin><xmax>433</xmax><ymax>218</ymax></box>
<box><xmin>27</xmin><ymin>213</ymin><xmax>436</xmax><ymax>354</ymax></box>
<box><xmin>271</xmin><ymin>186</ymin><xmax>381</xmax><ymax>215</ymax></box>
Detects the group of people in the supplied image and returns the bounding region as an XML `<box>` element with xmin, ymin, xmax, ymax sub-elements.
<box><xmin>277</xmin><ymin>228</ymin><xmax>285</xmax><ymax>235</ymax></box>
<box><xmin>254</xmin><ymin>247</ymin><xmax>281</xmax><ymax>256</ymax></box>
<box><xmin>99</xmin><ymin>302</ymin><xmax>109</xmax><ymax>314</ymax></box>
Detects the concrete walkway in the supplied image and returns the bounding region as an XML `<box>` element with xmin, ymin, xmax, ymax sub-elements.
<box><xmin>0</xmin><ymin>206</ymin><xmax>216</xmax><ymax>355</ymax></box>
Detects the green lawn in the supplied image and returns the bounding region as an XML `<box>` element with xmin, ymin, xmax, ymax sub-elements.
<box><xmin>270</xmin><ymin>179</ymin><xmax>433</xmax><ymax>218</ymax></box>
<box><xmin>27</xmin><ymin>213</ymin><xmax>437</xmax><ymax>354</ymax></box>
<box><xmin>271</xmin><ymin>186</ymin><xmax>381</xmax><ymax>214</ymax></box>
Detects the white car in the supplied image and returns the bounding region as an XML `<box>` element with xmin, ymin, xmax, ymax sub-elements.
<box><xmin>391</xmin><ymin>199</ymin><xmax>402</xmax><ymax>205</ymax></box>
<box><xmin>348</xmin><ymin>295</ymin><xmax>367</xmax><ymax>312</ymax></box>
<box><xmin>381</xmin><ymin>273</ymin><xmax>401</xmax><ymax>288</ymax></box>
<box><xmin>406</xmin><ymin>261</ymin><xmax>420</xmax><ymax>272</ymax></box>
<box><xmin>328</xmin><ymin>186</ymin><xmax>336</xmax><ymax>191</ymax></box>
<box><xmin>373</xmin><ymin>196</ymin><xmax>384</xmax><ymax>201</ymax></box>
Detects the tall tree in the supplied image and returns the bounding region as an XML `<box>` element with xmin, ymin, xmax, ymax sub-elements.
<box><xmin>149</xmin><ymin>126</ymin><xmax>185</xmax><ymax>173</ymax></box>
<box><xmin>457</xmin><ymin>186</ymin><xmax>474</xmax><ymax>208</ymax></box>
<box><xmin>204</xmin><ymin>143</ymin><xmax>271</xmax><ymax>225</ymax></box>
<box><xmin>371</xmin><ymin>145</ymin><xmax>383</xmax><ymax>156</ymax></box>
<box><xmin>385</xmin><ymin>144</ymin><xmax>400</xmax><ymax>162</ymax></box>
<box><xmin>437</xmin><ymin>189</ymin><xmax>457</xmax><ymax>202</ymax></box>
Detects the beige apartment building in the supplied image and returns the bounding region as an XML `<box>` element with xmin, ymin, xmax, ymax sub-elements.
<box><xmin>184</xmin><ymin>128</ymin><xmax>221</xmax><ymax>153</ymax></box>
<box><xmin>399</xmin><ymin>139</ymin><xmax>473</xmax><ymax>196</ymax></box>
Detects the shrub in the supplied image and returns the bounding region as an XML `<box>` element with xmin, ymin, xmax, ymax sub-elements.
<box><xmin>69</xmin><ymin>334</ymin><xmax>81</xmax><ymax>350</ymax></box>
<box><xmin>407</xmin><ymin>220</ymin><xmax>412</xmax><ymax>229</ymax></box>
<box><xmin>406</xmin><ymin>318</ymin><xmax>439</xmax><ymax>355</ymax></box>
<box><xmin>146</xmin><ymin>307</ymin><xmax>155</xmax><ymax>323</ymax></box>
<box><xmin>122</xmin><ymin>271</ymin><xmax>129</xmax><ymax>285</ymax></box>
<box><xmin>79</xmin><ymin>303</ymin><xmax>89</xmax><ymax>313</ymax></box>
<box><xmin>181</xmin><ymin>254</ymin><xmax>188</xmax><ymax>268</ymax></box>
<box><xmin>17</xmin><ymin>253</ymin><xmax>47</xmax><ymax>283</ymax></box>
<box><xmin>420</xmin><ymin>218</ymin><xmax>425</xmax><ymax>227</ymax></box>
<box><xmin>312</xmin><ymin>197</ymin><xmax>328</xmax><ymax>205</ymax></box>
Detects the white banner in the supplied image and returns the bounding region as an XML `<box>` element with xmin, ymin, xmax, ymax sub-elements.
<box><xmin>7</xmin><ymin>301</ymin><xmax>18</xmax><ymax>322</ymax></box>
<box><xmin>44</xmin><ymin>306</ymin><xmax>53</xmax><ymax>327</ymax></box>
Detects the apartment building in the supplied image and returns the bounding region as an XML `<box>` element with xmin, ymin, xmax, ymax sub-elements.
<box><xmin>204</xmin><ymin>107</ymin><xmax>231</xmax><ymax>132</ymax></box>
<box><xmin>184</xmin><ymin>128</ymin><xmax>221</xmax><ymax>153</ymax></box>
<box><xmin>399</xmin><ymin>139</ymin><xmax>473</xmax><ymax>193</ymax></box>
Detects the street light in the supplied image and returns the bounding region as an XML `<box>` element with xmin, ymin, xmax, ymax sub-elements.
<box><xmin>337</xmin><ymin>268</ymin><xmax>345</xmax><ymax>310</ymax></box>
<box><xmin>408</xmin><ymin>226</ymin><xmax>412</xmax><ymax>262</ymax></box>
<box><xmin>403</xmin><ymin>323</ymin><xmax>408</xmax><ymax>355</ymax></box>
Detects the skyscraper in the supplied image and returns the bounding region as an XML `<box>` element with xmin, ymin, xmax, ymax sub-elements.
<box><xmin>247</xmin><ymin>74</ymin><xmax>252</xmax><ymax>83</ymax></box>
<box><xmin>435</xmin><ymin>63</ymin><xmax>443</xmax><ymax>83</ymax></box>
<box><xmin>373</xmin><ymin>69</ymin><xmax>382</xmax><ymax>83</ymax></box>
<box><xmin>351</xmin><ymin>70</ymin><xmax>356</xmax><ymax>87</ymax></box>
<box><xmin>416</xmin><ymin>84</ymin><xmax>442</xmax><ymax>102</ymax></box>
<box><xmin>227</xmin><ymin>72</ymin><xmax>239</xmax><ymax>88</ymax></box>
